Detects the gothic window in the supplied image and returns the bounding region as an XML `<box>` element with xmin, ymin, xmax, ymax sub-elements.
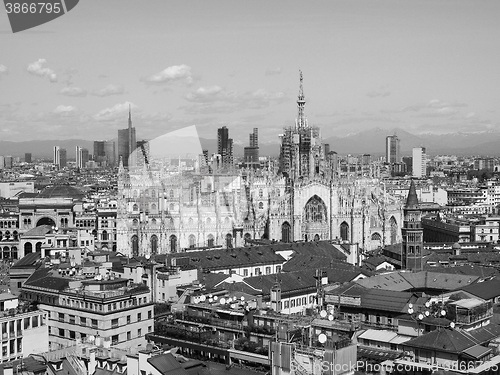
<box><xmin>132</xmin><ymin>219</ymin><xmax>138</xmax><ymax>227</ymax></box>
<box><xmin>340</xmin><ymin>222</ymin><xmax>349</xmax><ymax>241</ymax></box>
<box><xmin>132</xmin><ymin>204</ymin><xmax>138</xmax><ymax>211</ymax></box>
<box><xmin>258</xmin><ymin>202</ymin><xmax>264</xmax><ymax>210</ymax></box>
<box><xmin>102</xmin><ymin>230</ymin><xmax>108</xmax><ymax>241</ymax></box>
<box><xmin>207</xmin><ymin>234</ymin><xmax>214</xmax><ymax>247</ymax></box>
<box><xmin>281</xmin><ymin>222</ymin><xmax>291</xmax><ymax>243</ymax></box>
<box><xmin>206</xmin><ymin>218</ymin><xmax>212</xmax><ymax>225</ymax></box>
<box><xmin>314</xmin><ymin>234</ymin><xmax>320</xmax><ymax>241</ymax></box>
<box><xmin>150</xmin><ymin>235</ymin><xmax>158</xmax><ymax>255</ymax></box>
<box><xmin>188</xmin><ymin>234</ymin><xmax>196</xmax><ymax>249</ymax></box>
<box><xmin>170</xmin><ymin>235</ymin><xmax>177</xmax><ymax>253</ymax></box>
<box><xmin>390</xmin><ymin>216</ymin><xmax>398</xmax><ymax>244</ymax></box>
<box><xmin>304</xmin><ymin>195</ymin><xmax>327</xmax><ymax>223</ymax></box>
<box><xmin>259</xmin><ymin>189</ymin><xmax>263</xmax><ymax>198</ymax></box>
<box><xmin>226</xmin><ymin>233</ymin><xmax>233</xmax><ymax>248</ymax></box>
<box><xmin>244</xmin><ymin>233</ymin><xmax>251</xmax><ymax>244</ymax></box>
<box><xmin>169</xmin><ymin>203</ymin><xmax>174</xmax><ymax>211</ymax></box>
<box><xmin>371</xmin><ymin>232</ymin><xmax>381</xmax><ymax>241</ymax></box>
<box><xmin>151</xmin><ymin>218</ymin><xmax>157</xmax><ymax>225</ymax></box>
<box><xmin>131</xmin><ymin>235</ymin><xmax>139</xmax><ymax>256</ymax></box>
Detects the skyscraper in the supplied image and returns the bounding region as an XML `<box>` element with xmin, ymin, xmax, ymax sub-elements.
<box><xmin>217</xmin><ymin>126</ymin><xmax>233</xmax><ymax>168</ymax></box>
<box><xmin>25</xmin><ymin>153</ymin><xmax>32</xmax><ymax>163</ymax></box>
<box><xmin>53</xmin><ymin>146</ymin><xmax>60</xmax><ymax>167</ymax></box>
<box><xmin>412</xmin><ymin>147</ymin><xmax>427</xmax><ymax>178</ymax></box>
<box><xmin>385</xmin><ymin>135</ymin><xmax>400</xmax><ymax>164</ymax></box>
<box><xmin>76</xmin><ymin>146</ymin><xmax>83</xmax><ymax>169</ymax></box>
<box><xmin>117</xmin><ymin>106</ymin><xmax>136</xmax><ymax>167</ymax></box>
<box><xmin>59</xmin><ymin>148</ymin><xmax>67</xmax><ymax>168</ymax></box>
<box><xmin>244</xmin><ymin>128</ymin><xmax>260</xmax><ymax>169</ymax></box>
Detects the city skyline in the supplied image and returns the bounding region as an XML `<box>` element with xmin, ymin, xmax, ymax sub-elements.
<box><xmin>1</xmin><ymin>0</ymin><xmax>500</xmax><ymax>144</ymax></box>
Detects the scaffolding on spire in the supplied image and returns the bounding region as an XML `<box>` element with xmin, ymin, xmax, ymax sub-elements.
<box><xmin>296</xmin><ymin>70</ymin><xmax>307</xmax><ymax>129</ymax></box>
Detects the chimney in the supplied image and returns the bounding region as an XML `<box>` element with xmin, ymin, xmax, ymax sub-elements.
<box><xmin>89</xmin><ymin>349</ymin><xmax>97</xmax><ymax>375</ymax></box>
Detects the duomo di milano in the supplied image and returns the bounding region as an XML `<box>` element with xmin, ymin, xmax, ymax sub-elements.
<box><xmin>116</xmin><ymin>73</ymin><xmax>403</xmax><ymax>257</ymax></box>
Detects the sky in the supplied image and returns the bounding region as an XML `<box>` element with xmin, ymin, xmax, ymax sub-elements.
<box><xmin>1</xmin><ymin>0</ymin><xmax>499</xmax><ymax>144</ymax></box>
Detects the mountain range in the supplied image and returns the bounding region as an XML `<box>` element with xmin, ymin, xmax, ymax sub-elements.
<box><xmin>2</xmin><ymin>128</ymin><xmax>500</xmax><ymax>159</ymax></box>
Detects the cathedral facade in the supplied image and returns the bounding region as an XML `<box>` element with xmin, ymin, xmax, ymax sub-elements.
<box><xmin>116</xmin><ymin>73</ymin><xmax>403</xmax><ymax>258</ymax></box>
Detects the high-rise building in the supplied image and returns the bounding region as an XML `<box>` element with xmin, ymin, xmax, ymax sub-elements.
<box><xmin>93</xmin><ymin>141</ymin><xmax>105</xmax><ymax>162</ymax></box>
<box><xmin>412</xmin><ymin>147</ymin><xmax>427</xmax><ymax>178</ymax></box>
<box><xmin>217</xmin><ymin>126</ymin><xmax>233</xmax><ymax>168</ymax></box>
<box><xmin>59</xmin><ymin>148</ymin><xmax>67</xmax><ymax>168</ymax></box>
<box><xmin>279</xmin><ymin>71</ymin><xmax>324</xmax><ymax>179</ymax></box>
<box><xmin>3</xmin><ymin>156</ymin><xmax>13</xmax><ymax>169</ymax></box>
<box><xmin>25</xmin><ymin>153</ymin><xmax>32</xmax><ymax>163</ymax></box>
<box><xmin>386</xmin><ymin>135</ymin><xmax>400</xmax><ymax>164</ymax></box>
<box><xmin>53</xmin><ymin>146</ymin><xmax>60</xmax><ymax>167</ymax></box>
<box><xmin>117</xmin><ymin>106</ymin><xmax>137</xmax><ymax>167</ymax></box>
<box><xmin>81</xmin><ymin>148</ymin><xmax>89</xmax><ymax>167</ymax></box>
<box><xmin>76</xmin><ymin>146</ymin><xmax>83</xmax><ymax>169</ymax></box>
<box><xmin>0</xmin><ymin>156</ymin><xmax>4</xmax><ymax>169</ymax></box>
<box><xmin>94</xmin><ymin>140</ymin><xmax>116</xmax><ymax>166</ymax></box>
<box><xmin>244</xmin><ymin>128</ymin><xmax>260</xmax><ymax>169</ymax></box>
<box><xmin>136</xmin><ymin>140</ymin><xmax>150</xmax><ymax>167</ymax></box>
<box><xmin>401</xmin><ymin>180</ymin><xmax>423</xmax><ymax>270</ymax></box>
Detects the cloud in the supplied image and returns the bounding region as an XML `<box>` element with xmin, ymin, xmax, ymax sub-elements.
<box><xmin>27</xmin><ymin>59</ymin><xmax>57</xmax><ymax>82</ymax></box>
<box><xmin>0</xmin><ymin>64</ymin><xmax>7</xmax><ymax>75</ymax></box>
<box><xmin>93</xmin><ymin>102</ymin><xmax>136</xmax><ymax>122</ymax></box>
<box><xmin>144</xmin><ymin>64</ymin><xmax>193</xmax><ymax>84</ymax></box>
<box><xmin>91</xmin><ymin>84</ymin><xmax>125</xmax><ymax>97</ymax></box>
<box><xmin>53</xmin><ymin>105</ymin><xmax>77</xmax><ymax>114</ymax></box>
<box><xmin>60</xmin><ymin>86</ymin><xmax>87</xmax><ymax>97</ymax></box>
<box><xmin>265</xmin><ymin>67</ymin><xmax>282</xmax><ymax>76</ymax></box>
<box><xmin>367</xmin><ymin>90</ymin><xmax>391</xmax><ymax>98</ymax></box>
<box><xmin>184</xmin><ymin>86</ymin><xmax>287</xmax><ymax>114</ymax></box>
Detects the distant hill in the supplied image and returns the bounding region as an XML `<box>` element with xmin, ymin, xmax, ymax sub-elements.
<box><xmin>3</xmin><ymin>129</ymin><xmax>500</xmax><ymax>159</ymax></box>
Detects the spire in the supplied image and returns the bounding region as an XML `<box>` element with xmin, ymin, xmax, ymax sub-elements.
<box><xmin>296</xmin><ymin>69</ymin><xmax>307</xmax><ymax>129</ymax></box>
<box><xmin>406</xmin><ymin>180</ymin><xmax>419</xmax><ymax>208</ymax></box>
<box><xmin>128</xmin><ymin>104</ymin><xmax>132</xmax><ymax>129</ymax></box>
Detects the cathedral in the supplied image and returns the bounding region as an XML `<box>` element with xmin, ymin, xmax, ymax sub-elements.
<box><xmin>116</xmin><ymin>72</ymin><xmax>403</xmax><ymax>257</ymax></box>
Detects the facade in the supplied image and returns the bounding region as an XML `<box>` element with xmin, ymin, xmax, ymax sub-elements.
<box><xmin>217</xmin><ymin>126</ymin><xmax>233</xmax><ymax>168</ymax></box>
<box><xmin>386</xmin><ymin>135</ymin><xmax>400</xmax><ymax>164</ymax></box>
<box><xmin>21</xmin><ymin>270</ymin><xmax>154</xmax><ymax>351</ymax></box>
<box><xmin>412</xmin><ymin>147</ymin><xmax>427</xmax><ymax>178</ymax></box>
<box><xmin>0</xmin><ymin>293</ymin><xmax>48</xmax><ymax>363</ymax></box>
<box><xmin>116</xmin><ymin>73</ymin><xmax>403</xmax><ymax>255</ymax></box>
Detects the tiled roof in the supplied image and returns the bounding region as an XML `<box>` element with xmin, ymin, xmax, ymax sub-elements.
<box><xmin>170</xmin><ymin>247</ymin><xmax>285</xmax><ymax>271</ymax></box>
<box><xmin>37</xmin><ymin>185</ymin><xmax>84</xmax><ymax>199</ymax></box>
<box><xmin>404</xmin><ymin>328</ymin><xmax>478</xmax><ymax>353</ymax></box>
<box><xmin>23</xmin><ymin>225</ymin><xmax>53</xmax><ymax>237</ymax></box>
<box><xmin>24</xmin><ymin>268</ymin><xmax>69</xmax><ymax>291</ymax></box>
<box><xmin>11</xmin><ymin>252</ymin><xmax>41</xmax><ymax>268</ymax></box>
<box><xmin>423</xmin><ymin>265</ymin><xmax>499</xmax><ymax>279</ymax></box>
<box><xmin>466</xmin><ymin>323</ymin><xmax>500</xmax><ymax>344</ymax></box>
<box><xmin>356</xmin><ymin>272</ymin><xmax>413</xmax><ymax>291</ymax></box>
<box><xmin>148</xmin><ymin>353</ymin><xmax>188</xmax><ymax>375</ymax></box>
<box><xmin>460</xmin><ymin>278</ymin><xmax>500</xmax><ymax>300</ymax></box>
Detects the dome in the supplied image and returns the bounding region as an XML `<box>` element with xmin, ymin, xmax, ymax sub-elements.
<box><xmin>37</xmin><ymin>185</ymin><xmax>84</xmax><ymax>200</ymax></box>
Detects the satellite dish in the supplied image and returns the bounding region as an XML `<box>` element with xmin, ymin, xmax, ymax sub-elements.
<box><xmin>425</xmin><ymin>311</ymin><xmax>430</xmax><ymax>317</ymax></box>
<box><xmin>200</xmin><ymin>295</ymin><xmax>206</xmax><ymax>302</ymax></box>
<box><xmin>209</xmin><ymin>298</ymin><xmax>213</xmax><ymax>303</ymax></box>
<box><xmin>320</xmin><ymin>310</ymin><xmax>327</xmax><ymax>318</ymax></box>
<box><xmin>209</xmin><ymin>294</ymin><xmax>213</xmax><ymax>298</ymax></box>
<box><xmin>220</xmin><ymin>298</ymin><xmax>226</xmax><ymax>305</ymax></box>
<box><xmin>450</xmin><ymin>322</ymin><xmax>455</xmax><ymax>329</ymax></box>
<box><xmin>425</xmin><ymin>301</ymin><xmax>430</xmax><ymax>308</ymax></box>
<box><xmin>240</xmin><ymin>296</ymin><xmax>245</xmax><ymax>301</ymax></box>
<box><xmin>145</xmin><ymin>254</ymin><xmax>151</xmax><ymax>260</ymax></box>
<box><xmin>88</xmin><ymin>335</ymin><xmax>95</xmax><ymax>343</ymax></box>
<box><xmin>214</xmin><ymin>295</ymin><xmax>218</xmax><ymax>301</ymax></box>
<box><xmin>408</xmin><ymin>303</ymin><xmax>413</xmax><ymax>309</ymax></box>
<box><xmin>328</xmin><ymin>315</ymin><xmax>334</xmax><ymax>321</ymax></box>
<box><xmin>318</xmin><ymin>333</ymin><xmax>327</xmax><ymax>344</ymax></box>
<box><xmin>441</xmin><ymin>310</ymin><xmax>446</xmax><ymax>316</ymax></box>
<box><xmin>408</xmin><ymin>308</ymin><xmax>414</xmax><ymax>314</ymax></box>
<box><xmin>230</xmin><ymin>304</ymin><xmax>236</xmax><ymax>309</ymax></box>
<box><xmin>418</xmin><ymin>314</ymin><xmax>424</xmax><ymax>320</ymax></box>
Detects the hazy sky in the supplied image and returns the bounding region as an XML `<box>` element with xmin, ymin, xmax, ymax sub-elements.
<box><xmin>1</xmin><ymin>0</ymin><xmax>499</xmax><ymax>144</ymax></box>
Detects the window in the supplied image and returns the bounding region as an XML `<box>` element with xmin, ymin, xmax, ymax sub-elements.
<box><xmin>127</xmin><ymin>331</ymin><xmax>131</xmax><ymax>340</ymax></box>
<box><xmin>112</xmin><ymin>318</ymin><xmax>118</xmax><ymax>328</ymax></box>
<box><xmin>148</xmin><ymin>310</ymin><xmax>152</xmax><ymax>319</ymax></box>
<box><xmin>148</xmin><ymin>326</ymin><xmax>152</xmax><ymax>333</ymax></box>
<box><xmin>276</xmin><ymin>266</ymin><xmax>281</xmax><ymax>273</ymax></box>
<box><xmin>58</xmin><ymin>328</ymin><xmax>65</xmax><ymax>337</ymax></box>
<box><xmin>137</xmin><ymin>313</ymin><xmax>141</xmax><ymax>322</ymax></box>
<box><xmin>291</xmin><ymin>300</ymin><xmax>295</xmax><ymax>308</ymax></box>
<box><xmin>91</xmin><ymin>319</ymin><xmax>98</xmax><ymax>329</ymax></box>
<box><xmin>243</xmin><ymin>269</ymin><xmax>248</xmax><ymax>277</ymax></box>
<box><xmin>284</xmin><ymin>301</ymin><xmax>289</xmax><ymax>308</ymax></box>
<box><xmin>58</xmin><ymin>313</ymin><xmax>64</xmax><ymax>322</ymax></box>
<box><xmin>23</xmin><ymin>318</ymin><xmax>30</xmax><ymax>330</ymax></box>
<box><xmin>254</xmin><ymin>268</ymin><xmax>260</xmax><ymax>276</ymax></box>
<box><xmin>69</xmin><ymin>331</ymin><xmax>75</xmax><ymax>339</ymax></box>
<box><xmin>32</xmin><ymin>316</ymin><xmax>38</xmax><ymax>327</ymax></box>
<box><xmin>138</xmin><ymin>328</ymin><xmax>142</xmax><ymax>337</ymax></box>
<box><xmin>265</xmin><ymin>267</ymin><xmax>271</xmax><ymax>275</ymax></box>
<box><xmin>127</xmin><ymin>315</ymin><xmax>131</xmax><ymax>324</ymax></box>
<box><xmin>69</xmin><ymin>315</ymin><xmax>75</xmax><ymax>324</ymax></box>
<box><xmin>112</xmin><ymin>335</ymin><xmax>119</xmax><ymax>345</ymax></box>
<box><xmin>302</xmin><ymin>297</ymin><xmax>306</xmax><ymax>305</ymax></box>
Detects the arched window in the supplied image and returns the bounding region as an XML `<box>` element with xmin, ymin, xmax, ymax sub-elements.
<box><xmin>24</xmin><ymin>242</ymin><xmax>32</xmax><ymax>254</ymax></box>
<box><xmin>258</xmin><ymin>202</ymin><xmax>264</xmax><ymax>210</ymax></box>
<box><xmin>169</xmin><ymin>203</ymin><xmax>174</xmax><ymax>211</ymax></box>
<box><xmin>281</xmin><ymin>222</ymin><xmax>291</xmax><ymax>243</ymax></box>
<box><xmin>11</xmin><ymin>247</ymin><xmax>17</xmax><ymax>260</ymax></box>
<box><xmin>304</xmin><ymin>195</ymin><xmax>327</xmax><ymax>223</ymax></box>
<box><xmin>3</xmin><ymin>247</ymin><xmax>9</xmax><ymax>259</ymax></box>
<box><xmin>151</xmin><ymin>235</ymin><xmax>158</xmax><ymax>255</ymax></box>
<box><xmin>132</xmin><ymin>204</ymin><xmax>139</xmax><ymax>211</ymax></box>
<box><xmin>151</xmin><ymin>204</ymin><xmax>157</xmax><ymax>211</ymax></box>
<box><xmin>224</xmin><ymin>217</ymin><xmax>230</xmax><ymax>225</ymax></box>
<box><xmin>314</xmin><ymin>234</ymin><xmax>320</xmax><ymax>242</ymax></box>
<box><xmin>340</xmin><ymin>222</ymin><xmax>349</xmax><ymax>241</ymax></box>
<box><xmin>170</xmin><ymin>235</ymin><xmax>177</xmax><ymax>253</ymax></box>
<box><xmin>206</xmin><ymin>217</ymin><xmax>212</xmax><ymax>225</ymax></box>
<box><xmin>102</xmin><ymin>230</ymin><xmax>108</xmax><ymax>241</ymax></box>
<box><xmin>13</xmin><ymin>231</ymin><xmax>18</xmax><ymax>241</ymax></box>
<box><xmin>371</xmin><ymin>232</ymin><xmax>382</xmax><ymax>241</ymax></box>
<box><xmin>188</xmin><ymin>218</ymin><xmax>194</xmax><ymax>225</ymax></box>
<box><xmin>151</xmin><ymin>218</ymin><xmax>157</xmax><ymax>225</ymax></box>
<box><xmin>226</xmin><ymin>233</ymin><xmax>233</xmax><ymax>248</ymax></box>
<box><xmin>132</xmin><ymin>219</ymin><xmax>138</xmax><ymax>227</ymax></box>
<box><xmin>244</xmin><ymin>233</ymin><xmax>251</xmax><ymax>244</ymax></box>
<box><xmin>169</xmin><ymin>190</ymin><xmax>174</xmax><ymax>198</ymax></box>
<box><xmin>35</xmin><ymin>242</ymin><xmax>42</xmax><ymax>252</ymax></box>
<box><xmin>131</xmin><ymin>235</ymin><xmax>139</xmax><ymax>256</ymax></box>
<box><xmin>188</xmin><ymin>234</ymin><xmax>196</xmax><ymax>249</ymax></box>
<box><xmin>207</xmin><ymin>234</ymin><xmax>214</xmax><ymax>247</ymax></box>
